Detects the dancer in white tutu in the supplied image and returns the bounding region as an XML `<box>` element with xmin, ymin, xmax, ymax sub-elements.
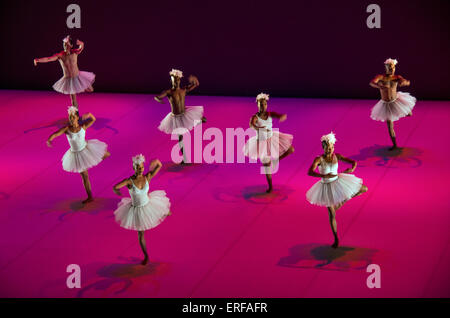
<box><xmin>243</xmin><ymin>93</ymin><xmax>294</xmax><ymax>193</ymax></box>
<box><xmin>34</xmin><ymin>35</ymin><xmax>95</xmax><ymax>109</ymax></box>
<box><xmin>113</xmin><ymin>155</ymin><xmax>171</xmax><ymax>265</ymax></box>
<box><xmin>370</xmin><ymin>58</ymin><xmax>416</xmax><ymax>150</ymax></box>
<box><xmin>47</xmin><ymin>106</ymin><xmax>110</xmax><ymax>204</ymax></box>
<box><xmin>306</xmin><ymin>132</ymin><xmax>367</xmax><ymax>248</ymax></box>
<box><xmin>155</xmin><ymin>69</ymin><xmax>207</xmax><ymax>164</ymax></box>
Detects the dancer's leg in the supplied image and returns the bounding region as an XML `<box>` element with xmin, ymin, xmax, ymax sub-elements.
<box><xmin>80</xmin><ymin>170</ymin><xmax>93</xmax><ymax>204</ymax></box>
<box><xmin>70</xmin><ymin>94</ymin><xmax>78</xmax><ymax>108</ymax></box>
<box><xmin>387</xmin><ymin>120</ymin><xmax>397</xmax><ymax>150</ymax></box>
<box><xmin>138</xmin><ymin>231</ymin><xmax>149</xmax><ymax>265</ymax></box>
<box><xmin>327</xmin><ymin>206</ymin><xmax>339</xmax><ymax>248</ymax></box>
<box><xmin>102</xmin><ymin>151</ymin><xmax>111</xmax><ymax>160</ymax></box>
<box><xmin>279</xmin><ymin>145</ymin><xmax>294</xmax><ymax>161</ymax></box>
<box><xmin>178</xmin><ymin>135</ymin><xmax>187</xmax><ymax>164</ymax></box>
<box><xmin>263</xmin><ymin>161</ymin><xmax>273</xmax><ymax>193</ymax></box>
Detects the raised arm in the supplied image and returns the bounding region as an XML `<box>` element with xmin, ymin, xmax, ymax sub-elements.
<box><xmin>73</xmin><ymin>39</ymin><xmax>84</xmax><ymax>54</ymax></box>
<box><xmin>47</xmin><ymin>126</ymin><xmax>68</xmax><ymax>147</ymax></box>
<box><xmin>269</xmin><ymin>111</ymin><xmax>287</xmax><ymax>122</ymax></box>
<box><xmin>369</xmin><ymin>74</ymin><xmax>384</xmax><ymax>89</ymax></box>
<box><xmin>184</xmin><ymin>75</ymin><xmax>199</xmax><ymax>93</ymax></box>
<box><xmin>336</xmin><ymin>153</ymin><xmax>357</xmax><ymax>173</ymax></box>
<box><xmin>81</xmin><ymin>113</ymin><xmax>96</xmax><ymax>129</ymax></box>
<box><xmin>145</xmin><ymin>159</ymin><xmax>163</xmax><ymax>181</ymax></box>
<box><xmin>154</xmin><ymin>89</ymin><xmax>170</xmax><ymax>103</ymax></box>
<box><xmin>34</xmin><ymin>52</ymin><xmax>62</xmax><ymax>66</ymax></box>
<box><xmin>113</xmin><ymin>178</ymin><xmax>131</xmax><ymax>196</ymax></box>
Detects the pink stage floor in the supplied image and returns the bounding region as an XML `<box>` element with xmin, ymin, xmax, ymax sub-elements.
<box><xmin>0</xmin><ymin>89</ymin><xmax>449</xmax><ymax>298</ymax></box>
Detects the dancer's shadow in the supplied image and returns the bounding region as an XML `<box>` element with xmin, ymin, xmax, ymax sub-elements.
<box><xmin>0</xmin><ymin>192</ymin><xmax>10</xmax><ymax>200</ymax></box>
<box><xmin>350</xmin><ymin>144</ymin><xmax>423</xmax><ymax>168</ymax></box>
<box><xmin>23</xmin><ymin>117</ymin><xmax>118</xmax><ymax>134</ymax></box>
<box><xmin>212</xmin><ymin>184</ymin><xmax>295</xmax><ymax>205</ymax></box>
<box><xmin>164</xmin><ymin>161</ymin><xmax>219</xmax><ymax>183</ymax></box>
<box><xmin>40</xmin><ymin>197</ymin><xmax>118</xmax><ymax>221</ymax></box>
<box><xmin>76</xmin><ymin>257</ymin><xmax>171</xmax><ymax>298</ymax></box>
<box><xmin>277</xmin><ymin>243</ymin><xmax>380</xmax><ymax>271</ymax></box>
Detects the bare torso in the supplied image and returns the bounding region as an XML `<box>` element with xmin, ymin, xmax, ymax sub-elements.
<box><xmin>167</xmin><ymin>88</ymin><xmax>187</xmax><ymax>115</ymax></box>
<box><xmin>58</xmin><ymin>50</ymin><xmax>80</xmax><ymax>78</ymax></box>
<box><xmin>377</xmin><ymin>75</ymin><xmax>401</xmax><ymax>102</ymax></box>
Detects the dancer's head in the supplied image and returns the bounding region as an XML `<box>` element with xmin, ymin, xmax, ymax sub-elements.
<box><xmin>132</xmin><ymin>154</ymin><xmax>145</xmax><ymax>175</ymax></box>
<box><xmin>170</xmin><ymin>69</ymin><xmax>183</xmax><ymax>88</ymax></box>
<box><xmin>321</xmin><ymin>132</ymin><xmax>336</xmax><ymax>155</ymax></box>
<box><xmin>256</xmin><ymin>93</ymin><xmax>269</xmax><ymax>112</ymax></box>
<box><xmin>63</xmin><ymin>35</ymin><xmax>73</xmax><ymax>51</ymax></box>
<box><xmin>67</xmin><ymin>106</ymin><xmax>79</xmax><ymax>125</ymax></box>
<box><xmin>384</xmin><ymin>58</ymin><xmax>397</xmax><ymax>75</ymax></box>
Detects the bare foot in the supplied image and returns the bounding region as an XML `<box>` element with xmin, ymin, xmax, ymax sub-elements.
<box><xmin>332</xmin><ymin>238</ymin><xmax>339</xmax><ymax>249</ymax></box>
<box><xmin>201</xmin><ymin>116</ymin><xmax>207</xmax><ymax>123</ymax></box>
<box><xmin>141</xmin><ymin>257</ymin><xmax>149</xmax><ymax>265</ymax></box>
<box><xmin>388</xmin><ymin>145</ymin><xmax>398</xmax><ymax>151</ymax></box>
<box><xmin>266</xmin><ymin>187</ymin><xmax>273</xmax><ymax>193</ymax></box>
<box><xmin>82</xmin><ymin>197</ymin><xmax>94</xmax><ymax>204</ymax></box>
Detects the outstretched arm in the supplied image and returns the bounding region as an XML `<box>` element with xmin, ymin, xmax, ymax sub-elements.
<box><xmin>184</xmin><ymin>75</ymin><xmax>199</xmax><ymax>93</ymax></box>
<box><xmin>145</xmin><ymin>159</ymin><xmax>163</xmax><ymax>181</ymax></box>
<box><xmin>155</xmin><ymin>90</ymin><xmax>170</xmax><ymax>103</ymax></box>
<box><xmin>73</xmin><ymin>39</ymin><xmax>84</xmax><ymax>54</ymax></box>
<box><xmin>47</xmin><ymin>126</ymin><xmax>68</xmax><ymax>147</ymax></box>
<box><xmin>34</xmin><ymin>52</ymin><xmax>61</xmax><ymax>66</ymax></box>
<box><xmin>113</xmin><ymin>178</ymin><xmax>131</xmax><ymax>196</ymax></box>
<box><xmin>336</xmin><ymin>153</ymin><xmax>357</xmax><ymax>173</ymax></box>
<box><xmin>369</xmin><ymin>75</ymin><xmax>384</xmax><ymax>89</ymax></box>
<box><xmin>81</xmin><ymin>113</ymin><xmax>96</xmax><ymax>129</ymax></box>
<box><xmin>269</xmin><ymin>111</ymin><xmax>287</xmax><ymax>122</ymax></box>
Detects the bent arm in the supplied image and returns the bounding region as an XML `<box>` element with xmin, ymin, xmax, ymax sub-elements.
<box><xmin>47</xmin><ymin>126</ymin><xmax>68</xmax><ymax>144</ymax></box>
<box><xmin>145</xmin><ymin>159</ymin><xmax>162</xmax><ymax>181</ymax></box>
<box><xmin>307</xmin><ymin>157</ymin><xmax>324</xmax><ymax>178</ymax></box>
<box><xmin>155</xmin><ymin>90</ymin><xmax>170</xmax><ymax>103</ymax></box>
<box><xmin>397</xmin><ymin>75</ymin><xmax>410</xmax><ymax>87</ymax></box>
<box><xmin>74</xmin><ymin>39</ymin><xmax>84</xmax><ymax>54</ymax></box>
<box><xmin>269</xmin><ymin>111</ymin><xmax>287</xmax><ymax>121</ymax></box>
<box><xmin>82</xmin><ymin>113</ymin><xmax>96</xmax><ymax>129</ymax></box>
<box><xmin>336</xmin><ymin>153</ymin><xmax>357</xmax><ymax>172</ymax></box>
<box><xmin>113</xmin><ymin>178</ymin><xmax>131</xmax><ymax>196</ymax></box>
<box><xmin>184</xmin><ymin>75</ymin><xmax>199</xmax><ymax>93</ymax></box>
<box><xmin>369</xmin><ymin>75</ymin><xmax>383</xmax><ymax>89</ymax></box>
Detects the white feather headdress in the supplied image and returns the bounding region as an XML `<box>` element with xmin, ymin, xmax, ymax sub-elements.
<box><xmin>132</xmin><ymin>154</ymin><xmax>146</xmax><ymax>166</ymax></box>
<box><xmin>384</xmin><ymin>58</ymin><xmax>398</xmax><ymax>65</ymax></box>
<box><xmin>320</xmin><ymin>132</ymin><xmax>337</xmax><ymax>145</ymax></box>
<box><xmin>67</xmin><ymin>106</ymin><xmax>78</xmax><ymax>115</ymax></box>
<box><xmin>256</xmin><ymin>93</ymin><xmax>269</xmax><ymax>102</ymax></box>
<box><xmin>169</xmin><ymin>69</ymin><xmax>183</xmax><ymax>78</ymax></box>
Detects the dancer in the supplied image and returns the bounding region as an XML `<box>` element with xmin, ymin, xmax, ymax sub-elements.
<box><xmin>113</xmin><ymin>155</ymin><xmax>171</xmax><ymax>265</ymax></box>
<box><xmin>154</xmin><ymin>69</ymin><xmax>206</xmax><ymax>164</ymax></box>
<box><xmin>34</xmin><ymin>35</ymin><xmax>95</xmax><ymax>109</ymax></box>
<box><xmin>370</xmin><ymin>58</ymin><xmax>416</xmax><ymax>150</ymax></box>
<box><xmin>306</xmin><ymin>132</ymin><xmax>368</xmax><ymax>248</ymax></box>
<box><xmin>47</xmin><ymin>106</ymin><xmax>110</xmax><ymax>204</ymax></box>
<box><xmin>243</xmin><ymin>93</ymin><xmax>294</xmax><ymax>193</ymax></box>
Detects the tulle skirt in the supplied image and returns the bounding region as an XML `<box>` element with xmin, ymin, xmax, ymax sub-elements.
<box><xmin>158</xmin><ymin>106</ymin><xmax>204</xmax><ymax>134</ymax></box>
<box><xmin>243</xmin><ymin>131</ymin><xmax>293</xmax><ymax>162</ymax></box>
<box><xmin>62</xmin><ymin>139</ymin><xmax>107</xmax><ymax>173</ymax></box>
<box><xmin>53</xmin><ymin>71</ymin><xmax>96</xmax><ymax>94</ymax></box>
<box><xmin>114</xmin><ymin>190</ymin><xmax>171</xmax><ymax>231</ymax></box>
<box><xmin>370</xmin><ymin>91</ymin><xmax>416</xmax><ymax>122</ymax></box>
<box><xmin>306</xmin><ymin>173</ymin><xmax>363</xmax><ymax>207</ymax></box>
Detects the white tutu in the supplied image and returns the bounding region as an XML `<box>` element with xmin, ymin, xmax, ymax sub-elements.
<box><xmin>114</xmin><ymin>190</ymin><xmax>171</xmax><ymax>231</ymax></box>
<box><xmin>243</xmin><ymin>131</ymin><xmax>293</xmax><ymax>162</ymax></box>
<box><xmin>158</xmin><ymin>106</ymin><xmax>204</xmax><ymax>134</ymax></box>
<box><xmin>53</xmin><ymin>71</ymin><xmax>95</xmax><ymax>95</ymax></box>
<box><xmin>370</xmin><ymin>91</ymin><xmax>416</xmax><ymax>122</ymax></box>
<box><xmin>62</xmin><ymin>139</ymin><xmax>107</xmax><ymax>173</ymax></box>
<box><xmin>306</xmin><ymin>173</ymin><xmax>363</xmax><ymax>207</ymax></box>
